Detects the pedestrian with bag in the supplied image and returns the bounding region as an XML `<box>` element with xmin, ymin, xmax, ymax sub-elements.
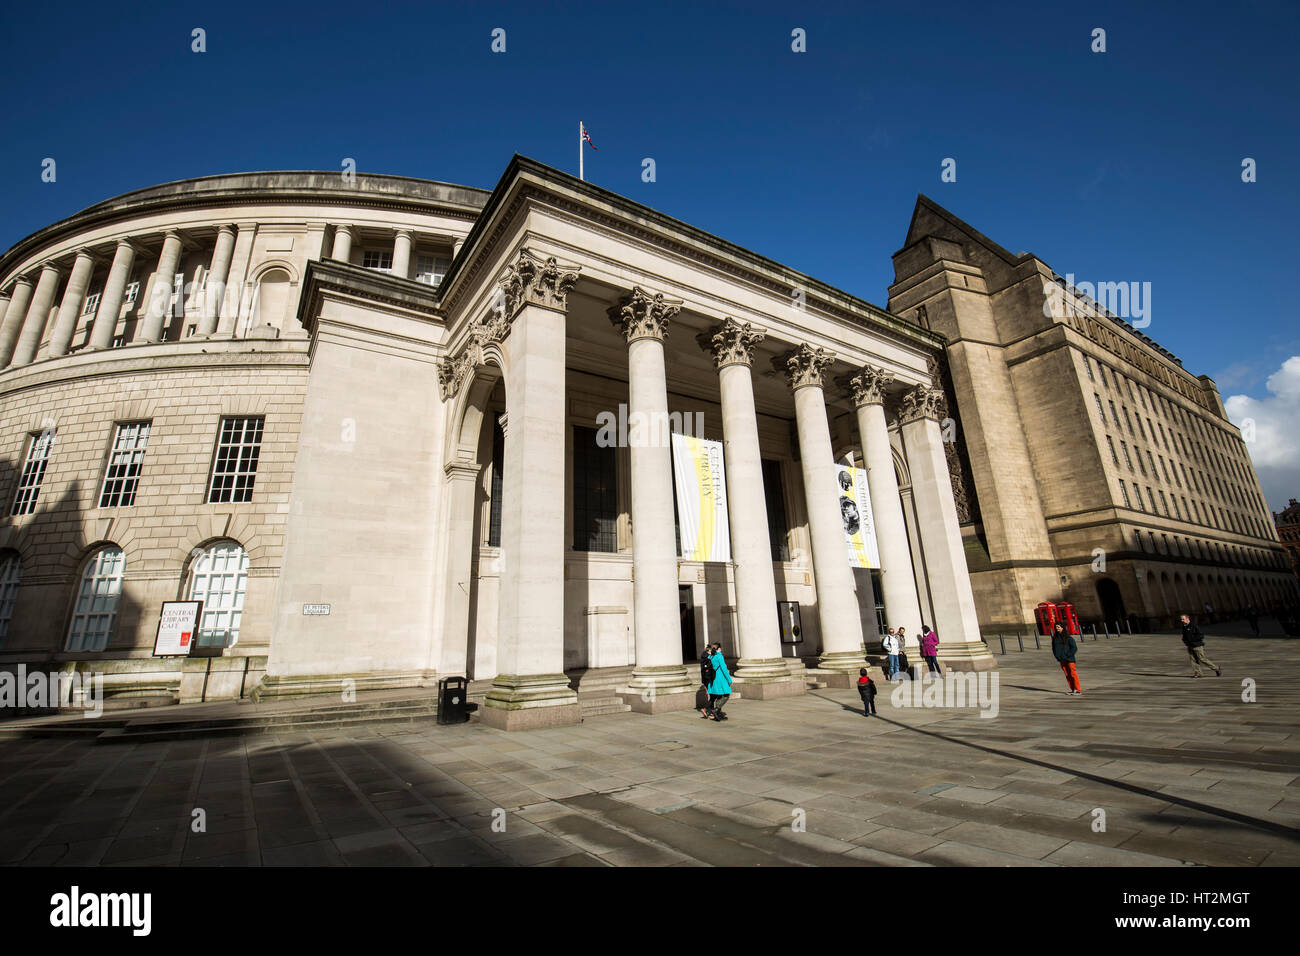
<box><xmin>1051</xmin><ymin>622</ymin><xmax>1082</xmax><ymax>695</ymax></box>
<box><xmin>1180</xmin><ymin>614</ymin><xmax>1221</xmax><ymax>678</ymax></box>
<box><xmin>882</xmin><ymin>628</ymin><xmax>900</xmax><ymax>680</ymax></box>
<box><xmin>896</xmin><ymin>626</ymin><xmax>912</xmax><ymax>679</ymax></box>
<box><xmin>706</xmin><ymin>643</ymin><xmax>734</xmax><ymax>720</ymax></box>
<box><xmin>698</xmin><ymin>644</ymin><xmax>717</xmax><ymax>719</ymax></box>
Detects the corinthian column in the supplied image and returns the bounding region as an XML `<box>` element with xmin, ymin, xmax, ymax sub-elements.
<box><xmin>89</xmin><ymin>240</ymin><xmax>136</xmax><ymax>350</ymax></box>
<box><xmin>48</xmin><ymin>250</ymin><xmax>96</xmax><ymax>358</ymax></box>
<box><xmin>700</xmin><ymin>318</ymin><xmax>802</xmax><ymax>699</ymax></box>
<box><xmin>11</xmin><ymin>264</ymin><xmax>62</xmax><ymax>366</ymax></box>
<box><xmin>780</xmin><ymin>344</ymin><xmax>866</xmax><ymax>676</ymax></box>
<box><xmin>0</xmin><ymin>277</ymin><xmax>35</xmax><ymax>366</ymax></box>
<box><xmin>846</xmin><ymin>364</ymin><xmax>923</xmax><ymax>649</ymax></box>
<box><xmin>480</xmin><ymin>249</ymin><xmax>583</xmax><ymax>730</ymax></box>
<box><xmin>609</xmin><ymin>286</ymin><xmax>696</xmax><ymax>713</ymax></box>
<box><xmin>898</xmin><ymin>383</ymin><xmax>994</xmax><ymax>671</ymax></box>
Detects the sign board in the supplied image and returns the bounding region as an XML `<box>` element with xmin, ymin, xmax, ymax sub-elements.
<box><xmin>302</xmin><ymin>604</ymin><xmax>331</xmax><ymax>616</ymax></box>
<box><xmin>834</xmin><ymin>463</ymin><xmax>880</xmax><ymax>569</ymax></box>
<box><xmin>670</xmin><ymin>433</ymin><xmax>731</xmax><ymax>562</ymax></box>
<box><xmin>153</xmin><ymin>601</ymin><xmax>203</xmax><ymax>657</ymax></box>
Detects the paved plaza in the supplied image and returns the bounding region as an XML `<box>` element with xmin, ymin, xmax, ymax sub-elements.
<box><xmin>1</xmin><ymin>630</ymin><xmax>1298</xmax><ymax>867</ymax></box>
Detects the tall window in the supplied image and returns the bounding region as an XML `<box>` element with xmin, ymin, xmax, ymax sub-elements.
<box><xmin>762</xmin><ymin>459</ymin><xmax>791</xmax><ymax>562</ymax></box>
<box><xmin>12</xmin><ymin>430</ymin><xmax>55</xmax><ymax>516</ymax></box>
<box><xmin>488</xmin><ymin>416</ymin><xmax>504</xmax><ymax>548</ymax></box>
<box><xmin>1118</xmin><ymin>480</ymin><xmax>1132</xmax><ymax>509</ymax></box>
<box><xmin>66</xmin><ymin>546</ymin><xmax>124</xmax><ymax>652</ymax></box>
<box><xmin>99</xmin><ymin>422</ymin><xmax>151</xmax><ymax>508</ymax></box>
<box><xmin>572</xmin><ymin>426</ymin><xmax>618</xmax><ymax>553</ymax></box>
<box><xmin>362</xmin><ymin>250</ymin><xmax>393</xmax><ymax>272</ymax></box>
<box><xmin>82</xmin><ymin>292</ymin><xmax>101</xmax><ymax>315</ymax></box>
<box><xmin>207</xmin><ymin>417</ymin><xmax>264</xmax><ymax>503</ymax></box>
<box><xmin>124</xmin><ymin>280</ymin><xmax>140</xmax><ymax>305</ymax></box>
<box><xmin>1106</xmin><ymin>435</ymin><xmax>1119</xmax><ymax>466</ymax></box>
<box><xmin>1083</xmin><ymin>355</ymin><xmax>1094</xmax><ymax>381</ymax></box>
<box><xmin>414</xmin><ymin>255</ymin><xmax>451</xmax><ymax>287</ymax></box>
<box><xmin>0</xmin><ymin>551</ymin><xmax>21</xmax><ymax>643</ymax></box>
<box><xmin>188</xmin><ymin>541</ymin><xmax>249</xmax><ymax>647</ymax></box>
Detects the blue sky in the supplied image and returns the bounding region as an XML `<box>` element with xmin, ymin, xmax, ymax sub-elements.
<box><xmin>2</xmin><ymin>0</ymin><xmax>1297</xmax><ymax>506</ymax></box>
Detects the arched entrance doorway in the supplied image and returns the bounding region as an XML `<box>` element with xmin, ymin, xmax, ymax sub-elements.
<box><xmin>1096</xmin><ymin>578</ymin><xmax>1125</xmax><ymax>627</ymax></box>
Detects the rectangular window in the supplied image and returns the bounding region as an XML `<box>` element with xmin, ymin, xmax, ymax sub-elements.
<box><xmin>488</xmin><ymin>416</ymin><xmax>504</xmax><ymax>547</ymax></box>
<box><xmin>1106</xmin><ymin>435</ymin><xmax>1119</xmax><ymax>466</ymax></box>
<box><xmin>124</xmin><ymin>280</ymin><xmax>140</xmax><ymax>305</ymax></box>
<box><xmin>82</xmin><ymin>292</ymin><xmax>101</xmax><ymax>315</ymax></box>
<box><xmin>98</xmin><ymin>422</ymin><xmax>151</xmax><ymax>508</ymax></box>
<box><xmin>207</xmin><ymin>417</ymin><xmax>264</xmax><ymax>503</ymax></box>
<box><xmin>572</xmin><ymin>426</ymin><xmax>618</xmax><ymax>552</ymax></box>
<box><xmin>1118</xmin><ymin>479</ymin><xmax>1132</xmax><ymax>508</ymax></box>
<box><xmin>1108</xmin><ymin>400</ymin><xmax>1121</xmax><ymax>429</ymax></box>
<box><xmin>1120</xmin><ymin>441</ymin><xmax>1133</xmax><ymax>470</ymax></box>
<box><xmin>1160</xmin><ymin>457</ymin><xmax>1171</xmax><ymax>483</ymax></box>
<box><xmin>414</xmin><ymin>254</ymin><xmax>452</xmax><ymax>287</ymax></box>
<box><xmin>362</xmin><ymin>250</ymin><xmax>393</xmax><ymax>272</ymax></box>
<box><xmin>1093</xmin><ymin>394</ymin><xmax>1106</xmax><ymax>421</ymax></box>
<box><xmin>1099</xmin><ymin>365</ymin><xmax>1109</xmax><ymax>388</ymax></box>
<box><xmin>111</xmin><ymin>335</ymin><xmax>125</xmax><ymax>348</ymax></box>
<box><xmin>11</xmin><ymin>430</ymin><xmax>55</xmax><ymax>516</ymax></box>
<box><xmin>1146</xmin><ymin>487</ymin><xmax>1157</xmax><ymax>512</ymax></box>
<box><xmin>1158</xmin><ymin>490</ymin><xmax>1169</xmax><ymax>516</ymax></box>
<box><xmin>762</xmin><ymin>459</ymin><xmax>790</xmax><ymax>562</ymax></box>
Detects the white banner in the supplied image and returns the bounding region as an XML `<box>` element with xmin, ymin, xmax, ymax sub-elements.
<box><xmin>835</xmin><ymin>463</ymin><xmax>879</xmax><ymax>569</ymax></box>
<box><xmin>671</xmin><ymin>433</ymin><xmax>731</xmax><ymax>562</ymax></box>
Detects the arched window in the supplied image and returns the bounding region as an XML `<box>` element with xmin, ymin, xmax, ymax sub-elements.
<box><xmin>0</xmin><ymin>550</ymin><xmax>22</xmax><ymax>642</ymax></box>
<box><xmin>67</xmin><ymin>546</ymin><xmax>125</xmax><ymax>652</ymax></box>
<box><xmin>187</xmin><ymin>541</ymin><xmax>249</xmax><ymax>647</ymax></box>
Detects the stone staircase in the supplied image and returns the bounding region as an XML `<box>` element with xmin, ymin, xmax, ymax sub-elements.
<box><xmin>566</xmin><ymin>666</ymin><xmax>634</xmax><ymax>718</ymax></box>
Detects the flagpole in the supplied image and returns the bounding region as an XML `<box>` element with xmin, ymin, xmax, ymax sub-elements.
<box><xmin>579</xmin><ymin>121</ymin><xmax>584</xmax><ymax>181</ymax></box>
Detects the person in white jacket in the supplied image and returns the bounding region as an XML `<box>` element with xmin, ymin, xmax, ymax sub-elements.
<box><xmin>882</xmin><ymin>628</ymin><xmax>901</xmax><ymax>680</ymax></box>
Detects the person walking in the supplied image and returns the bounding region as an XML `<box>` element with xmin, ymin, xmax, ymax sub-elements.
<box><xmin>920</xmin><ymin>625</ymin><xmax>943</xmax><ymax>677</ymax></box>
<box><xmin>882</xmin><ymin>628</ymin><xmax>900</xmax><ymax>681</ymax></box>
<box><xmin>1051</xmin><ymin>623</ymin><xmax>1082</xmax><ymax>695</ymax></box>
<box><xmin>698</xmin><ymin>644</ymin><xmax>717</xmax><ymax>719</ymax></box>
<box><xmin>857</xmin><ymin>667</ymin><xmax>877</xmax><ymax>717</ymax></box>
<box><xmin>706</xmin><ymin>643</ymin><xmax>734</xmax><ymax>720</ymax></box>
<box><xmin>1180</xmin><ymin>614</ymin><xmax>1221</xmax><ymax>677</ymax></box>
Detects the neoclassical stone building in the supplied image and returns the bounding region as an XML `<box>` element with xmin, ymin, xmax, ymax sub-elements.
<box><xmin>0</xmin><ymin>159</ymin><xmax>993</xmax><ymax>725</ymax></box>
<box><xmin>890</xmin><ymin>197</ymin><xmax>1298</xmax><ymax>631</ymax></box>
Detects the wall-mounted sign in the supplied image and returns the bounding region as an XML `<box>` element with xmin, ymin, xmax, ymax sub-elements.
<box><xmin>302</xmin><ymin>604</ymin><xmax>331</xmax><ymax>616</ymax></box>
<box><xmin>153</xmin><ymin>601</ymin><xmax>203</xmax><ymax>657</ymax></box>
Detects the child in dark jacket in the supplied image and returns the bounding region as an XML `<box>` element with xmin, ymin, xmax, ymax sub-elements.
<box><xmin>857</xmin><ymin>667</ymin><xmax>878</xmax><ymax>716</ymax></box>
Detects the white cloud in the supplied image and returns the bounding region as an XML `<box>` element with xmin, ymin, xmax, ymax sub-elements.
<box><xmin>1225</xmin><ymin>355</ymin><xmax>1300</xmax><ymax>514</ymax></box>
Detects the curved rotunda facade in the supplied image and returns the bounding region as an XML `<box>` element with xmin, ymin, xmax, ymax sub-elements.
<box><xmin>0</xmin><ymin>160</ymin><xmax>996</xmax><ymax>726</ymax></box>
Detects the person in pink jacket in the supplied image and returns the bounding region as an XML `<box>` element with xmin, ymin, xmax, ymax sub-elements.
<box><xmin>920</xmin><ymin>625</ymin><xmax>943</xmax><ymax>677</ymax></box>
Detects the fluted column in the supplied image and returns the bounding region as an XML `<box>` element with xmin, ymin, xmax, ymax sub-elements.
<box><xmin>609</xmin><ymin>286</ymin><xmax>696</xmax><ymax>712</ymax></box>
<box><xmin>0</xmin><ymin>277</ymin><xmax>35</xmax><ymax>366</ymax></box>
<box><xmin>780</xmin><ymin>344</ymin><xmax>866</xmax><ymax>674</ymax></box>
<box><xmin>11</xmin><ymin>265</ymin><xmax>62</xmax><ymax>366</ymax></box>
<box><xmin>480</xmin><ymin>250</ymin><xmax>583</xmax><ymax>730</ymax></box>
<box><xmin>199</xmin><ymin>225</ymin><xmax>236</xmax><ymax>337</ymax></box>
<box><xmin>89</xmin><ymin>241</ymin><xmax>137</xmax><ymax>350</ymax></box>
<box><xmin>698</xmin><ymin>318</ymin><xmax>802</xmax><ymax>699</ymax></box>
<box><xmin>846</xmin><ymin>365</ymin><xmax>923</xmax><ymax>649</ymax></box>
<box><xmin>898</xmin><ymin>383</ymin><xmax>994</xmax><ymax>671</ymax></box>
<box><xmin>47</xmin><ymin>250</ymin><xmax>96</xmax><ymax>358</ymax></box>
<box><xmin>331</xmin><ymin>225</ymin><xmax>353</xmax><ymax>262</ymax></box>
<box><xmin>392</xmin><ymin>229</ymin><xmax>413</xmax><ymax>279</ymax></box>
<box><xmin>139</xmin><ymin>231</ymin><xmax>183</xmax><ymax>342</ymax></box>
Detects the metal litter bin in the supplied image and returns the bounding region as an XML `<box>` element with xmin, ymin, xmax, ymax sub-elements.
<box><xmin>437</xmin><ymin>676</ymin><xmax>470</xmax><ymax>724</ymax></box>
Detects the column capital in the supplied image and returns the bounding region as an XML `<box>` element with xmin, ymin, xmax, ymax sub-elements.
<box><xmin>112</xmin><ymin>237</ymin><xmax>139</xmax><ymax>255</ymax></box>
<box><xmin>216</xmin><ymin>223</ymin><xmax>237</xmax><ymax>237</ymax></box>
<box><xmin>334</xmin><ymin>223</ymin><xmax>354</xmax><ymax>235</ymax></box>
<box><xmin>394</xmin><ymin>227</ymin><xmax>414</xmax><ymax>238</ymax></box>
<box><xmin>499</xmin><ymin>248</ymin><xmax>581</xmax><ymax>320</ymax></box>
<box><xmin>776</xmin><ymin>343</ymin><xmax>836</xmax><ymax>390</ymax></box>
<box><xmin>607</xmin><ymin>285</ymin><xmax>680</xmax><ymax>343</ymax></box>
<box><xmin>9</xmin><ymin>274</ymin><xmax>33</xmax><ymax>289</ymax></box>
<box><xmin>843</xmin><ymin>364</ymin><xmax>893</xmax><ymax>407</ymax></box>
<box><xmin>698</xmin><ymin>316</ymin><xmax>765</xmax><ymax>369</ymax></box>
<box><xmin>899</xmin><ymin>383</ymin><xmax>947</xmax><ymax>423</ymax></box>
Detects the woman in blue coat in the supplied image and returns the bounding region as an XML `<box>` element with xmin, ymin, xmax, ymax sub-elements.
<box><xmin>706</xmin><ymin>643</ymin><xmax>733</xmax><ymax>721</ymax></box>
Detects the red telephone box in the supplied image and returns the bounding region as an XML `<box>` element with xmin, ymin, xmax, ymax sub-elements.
<box><xmin>1035</xmin><ymin>602</ymin><xmax>1081</xmax><ymax>636</ymax></box>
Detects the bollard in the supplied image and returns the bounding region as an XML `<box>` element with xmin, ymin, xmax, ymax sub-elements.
<box><xmin>1091</xmin><ymin>624</ymin><xmax>1098</xmax><ymax>640</ymax></box>
<box><xmin>1126</xmin><ymin>619</ymin><xmax>1132</xmax><ymax>635</ymax></box>
<box><xmin>1102</xmin><ymin>621</ymin><xmax>1110</xmax><ymax>639</ymax></box>
<box><xmin>1034</xmin><ymin>631</ymin><xmax>1041</xmax><ymax>650</ymax></box>
<box><xmin>998</xmin><ymin>634</ymin><xmax>1006</xmax><ymax>655</ymax></box>
<box><xmin>1017</xmin><ymin>632</ymin><xmax>1024</xmax><ymax>652</ymax></box>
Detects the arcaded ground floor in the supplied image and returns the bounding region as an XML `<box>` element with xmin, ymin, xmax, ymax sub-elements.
<box><xmin>0</xmin><ymin>623</ymin><xmax>1296</xmax><ymax>867</ymax></box>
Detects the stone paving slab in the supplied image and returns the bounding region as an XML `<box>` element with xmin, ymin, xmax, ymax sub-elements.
<box><xmin>2</xmin><ymin>632</ymin><xmax>1299</xmax><ymax>866</ymax></box>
